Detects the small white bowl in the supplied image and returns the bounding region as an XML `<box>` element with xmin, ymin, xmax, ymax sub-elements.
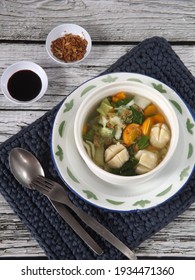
<box><xmin>1</xmin><ymin>61</ymin><xmax>48</xmax><ymax>105</ymax></box>
<box><xmin>74</xmin><ymin>81</ymin><xmax>179</xmax><ymax>186</ymax></box>
<box><xmin>46</xmin><ymin>23</ymin><xmax>92</xmax><ymax>65</ymax></box>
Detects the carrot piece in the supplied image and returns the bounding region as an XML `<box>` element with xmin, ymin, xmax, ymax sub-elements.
<box><xmin>123</xmin><ymin>123</ymin><xmax>142</xmax><ymax>146</ymax></box>
<box><xmin>144</xmin><ymin>104</ymin><xmax>158</xmax><ymax>117</ymax></box>
<box><xmin>152</xmin><ymin>114</ymin><xmax>165</xmax><ymax>124</ymax></box>
<box><xmin>82</xmin><ymin>123</ymin><xmax>88</xmax><ymax>135</ymax></box>
<box><xmin>112</xmin><ymin>92</ymin><xmax>126</xmax><ymax>103</ymax></box>
<box><xmin>141</xmin><ymin>117</ymin><xmax>154</xmax><ymax>136</ymax></box>
<box><xmin>142</xmin><ymin>114</ymin><xmax>165</xmax><ymax>136</ymax></box>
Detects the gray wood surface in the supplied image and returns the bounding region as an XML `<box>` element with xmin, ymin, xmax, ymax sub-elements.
<box><xmin>0</xmin><ymin>0</ymin><xmax>195</xmax><ymax>259</ymax></box>
<box><xmin>0</xmin><ymin>0</ymin><xmax>195</xmax><ymax>41</ymax></box>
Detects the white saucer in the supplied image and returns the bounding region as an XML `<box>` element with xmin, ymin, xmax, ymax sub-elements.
<box><xmin>51</xmin><ymin>73</ymin><xmax>195</xmax><ymax>211</ymax></box>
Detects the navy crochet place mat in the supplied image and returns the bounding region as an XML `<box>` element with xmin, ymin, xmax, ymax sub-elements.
<box><xmin>0</xmin><ymin>36</ymin><xmax>195</xmax><ymax>259</ymax></box>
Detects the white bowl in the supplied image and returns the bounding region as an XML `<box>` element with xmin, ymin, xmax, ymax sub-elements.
<box><xmin>74</xmin><ymin>81</ymin><xmax>179</xmax><ymax>186</ymax></box>
<box><xmin>46</xmin><ymin>23</ymin><xmax>92</xmax><ymax>65</ymax></box>
<box><xmin>1</xmin><ymin>61</ymin><xmax>48</xmax><ymax>105</ymax></box>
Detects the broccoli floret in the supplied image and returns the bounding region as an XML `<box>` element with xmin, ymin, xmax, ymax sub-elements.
<box><xmin>99</xmin><ymin>127</ymin><xmax>113</xmax><ymax>138</ymax></box>
<box><xmin>97</xmin><ymin>98</ymin><xmax>113</xmax><ymax>116</ymax></box>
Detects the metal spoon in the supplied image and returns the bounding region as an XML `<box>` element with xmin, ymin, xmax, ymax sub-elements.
<box><xmin>8</xmin><ymin>147</ymin><xmax>103</xmax><ymax>255</ymax></box>
<box><xmin>9</xmin><ymin>147</ymin><xmax>137</xmax><ymax>260</ymax></box>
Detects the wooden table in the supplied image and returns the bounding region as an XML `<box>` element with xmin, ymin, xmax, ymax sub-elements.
<box><xmin>0</xmin><ymin>0</ymin><xmax>195</xmax><ymax>259</ymax></box>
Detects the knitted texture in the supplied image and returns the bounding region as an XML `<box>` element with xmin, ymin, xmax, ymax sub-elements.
<box><xmin>0</xmin><ymin>37</ymin><xmax>194</xmax><ymax>259</ymax></box>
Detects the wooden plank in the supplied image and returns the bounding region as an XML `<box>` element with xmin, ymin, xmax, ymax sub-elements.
<box><xmin>0</xmin><ymin>43</ymin><xmax>194</xmax><ymax>111</ymax></box>
<box><xmin>0</xmin><ymin>110</ymin><xmax>47</xmax><ymax>143</ymax></box>
<box><xmin>138</xmin><ymin>205</ymin><xmax>195</xmax><ymax>258</ymax></box>
<box><xmin>0</xmin><ymin>43</ymin><xmax>195</xmax><ymax>143</ymax></box>
<box><xmin>0</xmin><ymin>195</ymin><xmax>45</xmax><ymax>257</ymax></box>
<box><xmin>0</xmin><ymin>0</ymin><xmax>195</xmax><ymax>42</ymax></box>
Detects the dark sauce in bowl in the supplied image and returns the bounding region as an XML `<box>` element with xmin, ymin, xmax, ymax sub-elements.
<box><xmin>8</xmin><ymin>70</ymin><xmax>42</xmax><ymax>101</ymax></box>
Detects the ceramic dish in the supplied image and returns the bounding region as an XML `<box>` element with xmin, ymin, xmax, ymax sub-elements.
<box><xmin>74</xmin><ymin>81</ymin><xmax>179</xmax><ymax>186</ymax></box>
<box><xmin>46</xmin><ymin>23</ymin><xmax>92</xmax><ymax>65</ymax></box>
<box><xmin>51</xmin><ymin>73</ymin><xmax>195</xmax><ymax>211</ymax></box>
<box><xmin>1</xmin><ymin>61</ymin><xmax>48</xmax><ymax>105</ymax></box>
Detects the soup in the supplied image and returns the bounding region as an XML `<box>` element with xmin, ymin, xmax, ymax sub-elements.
<box><xmin>82</xmin><ymin>91</ymin><xmax>171</xmax><ymax>176</ymax></box>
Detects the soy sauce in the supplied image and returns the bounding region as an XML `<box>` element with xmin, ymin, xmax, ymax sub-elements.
<box><xmin>8</xmin><ymin>70</ymin><xmax>42</xmax><ymax>101</ymax></box>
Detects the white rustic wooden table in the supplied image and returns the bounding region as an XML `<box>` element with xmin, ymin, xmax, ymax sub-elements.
<box><xmin>0</xmin><ymin>0</ymin><xmax>195</xmax><ymax>259</ymax></box>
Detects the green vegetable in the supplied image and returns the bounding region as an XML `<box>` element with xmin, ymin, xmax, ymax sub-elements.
<box><xmin>99</xmin><ymin>127</ymin><xmax>113</xmax><ymax>138</ymax></box>
<box><xmin>103</xmin><ymin>97</ymin><xmax>112</xmax><ymax>106</ymax></box>
<box><xmin>83</xmin><ymin>129</ymin><xmax>94</xmax><ymax>141</ymax></box>
<box><xmin>94</xmin><ymin>144</ymin><xmax>105</xmax><ymax>167</ymax></box>
<box><xmin>97</xmin><ymin>98</ymin><xmax>113</xmax><ymax>116</ymax></box>
<box><xmin>130</xmin><ymin>105</ymin><xmax>143</xmax><ymax>124</ymax></box>
<box><xmin>137</xmin><ymin>135</ymin><xmax>150</xmax><ymax>149</ymax></box>
<box><xmin>114</xmin><ymin>97</ymin><xmax>133</xmax><ymax>107</ymax></box>
<box><xmin>127</xmin><ymin>144</ymin><xmax>137</xmax><ymax>156</ymax></box>
<box><xmin>111</xmin><ymin>157</ymin><xmax>138</xmax><ymax>176</ymax></box>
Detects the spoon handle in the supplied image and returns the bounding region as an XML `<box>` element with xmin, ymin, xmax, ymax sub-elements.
<box><xmin>54</xmin><ymin>197</ymin><xmax>136</xmax><ymax>260</ymax></box>
<box><xmin>51</xmin><ymin>200</ymin><xmax>103</xmax><ymax>256</ymax></box>
<box><xmin>67</xmin><ymin>202</ymin><xmax>137</xmax><ymax>260</ymax></box>
<box><xmin>32</xmin><ymin>176</ymin><xmax>136</xmax><ymax>260</ymax></box>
